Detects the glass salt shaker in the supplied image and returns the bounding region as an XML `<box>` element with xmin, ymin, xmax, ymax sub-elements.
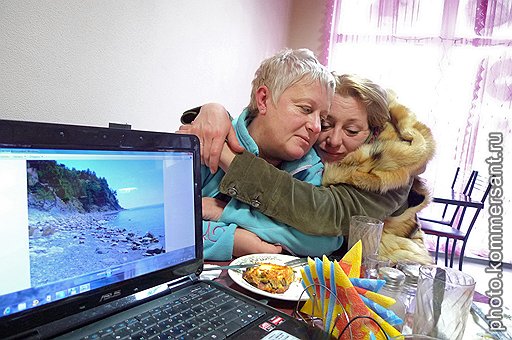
<box><xmin>378</xmin><ymin>267</ymin><xmax>406</xmax><ymax>331</ymax></box>
<box><xmin>397</xmin><ymin>263</ymin><xmax>420</xmax><ymax>335</ymax></box>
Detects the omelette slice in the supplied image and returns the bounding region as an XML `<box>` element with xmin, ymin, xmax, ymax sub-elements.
<box><xmin>243</xmin><ymin>263</ymin><xmax>294</xmax><ymax>294</ymax></box>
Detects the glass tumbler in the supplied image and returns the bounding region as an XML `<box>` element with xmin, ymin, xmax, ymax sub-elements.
<box><xmin>347</xmin><ymin>215</ymin><xmax>384</xmax><ymax>259</ymax></box>
<box><xmin>413</xmin><ymin>265</ymin><xmax>475</xmax><ymax>340</ymax></box>
<box><xmin>363</xmin><ymin>254</ymin><xmax>391</xmax><ymax>279</ymax></box>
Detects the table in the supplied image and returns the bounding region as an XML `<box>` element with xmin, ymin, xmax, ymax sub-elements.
<box><xmin>205</xmin><ymin>261</ymin><xmax>501</xmax><ymax>339</ymax></box>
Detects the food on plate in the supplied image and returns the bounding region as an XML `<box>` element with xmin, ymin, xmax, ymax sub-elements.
<box><xmin>242</xmin><ymin>263</ymin><xmax>295</xmax><ymax>294</ymax></box>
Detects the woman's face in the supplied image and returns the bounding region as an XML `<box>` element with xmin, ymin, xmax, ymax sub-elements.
<box><xmin>314</xmin><ymin>94</ymin><xmax>371</xmax><ymax>163</ymax></box>
<box><xmin>253</xmin><ymin>79</ymin><xmax>330</xmax><ymax>165</ymax></box>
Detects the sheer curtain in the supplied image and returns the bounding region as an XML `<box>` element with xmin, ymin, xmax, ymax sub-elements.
<box><xmin>325</xmin><ymin>0</ymin><xmax>511</xmax><ymax>262</ymax></box>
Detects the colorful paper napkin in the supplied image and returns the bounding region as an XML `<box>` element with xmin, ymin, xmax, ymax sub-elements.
<box><xmin>299</xmin><ymin>240</ymin><xmax>404</xmax><ymax>339</ymax></box>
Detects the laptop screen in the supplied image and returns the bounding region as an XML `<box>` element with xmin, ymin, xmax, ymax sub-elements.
<box><xmin>0</xmin><ymin>121</ymin><xmax>202</xmax><ymax>331</ymax></box>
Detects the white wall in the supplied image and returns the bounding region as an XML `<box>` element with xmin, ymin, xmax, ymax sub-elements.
<box><xmin>288</xmin><ymin>0</ymin><xmax>329</xmax><ymax>64</ymax></box>
<box><xmin>0</xmin><ymin>0</ymin><xmax>295</xmax><ymax>133</ymax></box>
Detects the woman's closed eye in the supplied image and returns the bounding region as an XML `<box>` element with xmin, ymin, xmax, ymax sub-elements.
<box><xmin>300</xmin><ymin>106</ymin><xmax>313</xmax><ymax>114</ymax></box>
<box><xmin>344</xmin><ymin>128</ymin><xmax>362</xmax><ymax>137</ymax></box>
<box><xmin>320</xmin><ymin>119</ymin><xmax>333</xmax><ymax>131</ymax></box>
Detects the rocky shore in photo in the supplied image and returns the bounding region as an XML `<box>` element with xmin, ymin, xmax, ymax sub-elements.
<box><xmin>29</xmin><ymin>209</ymin><xmax>165</xmax><ymax>287</ymax></box>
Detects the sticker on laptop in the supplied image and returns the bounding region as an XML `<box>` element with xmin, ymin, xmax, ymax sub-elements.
<box><xmin>269</xmin><ymin>315</ymin><xmax>285</xmax><ymax>326</ymax></box>
<box><xmin>259</xmin><ymin>321</ymin><xmax>275</xmax><ymax>332</ymax></box>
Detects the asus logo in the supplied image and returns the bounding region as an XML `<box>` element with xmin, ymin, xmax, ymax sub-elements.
<box><xmin>99</xmin><ymin>290</ymin><xmax>121</xmax><ymax>302</ymax></box>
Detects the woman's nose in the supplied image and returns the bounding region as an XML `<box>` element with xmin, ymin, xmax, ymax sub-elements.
<box><xmin>307</xmin><ymin>113</ymin><xmax>321</xmax><ymax>134</ymax></box>
<box><xmin>327</xmin><ymin>129</ymin><xmax>344</xmax><ymax>148</ymax></box>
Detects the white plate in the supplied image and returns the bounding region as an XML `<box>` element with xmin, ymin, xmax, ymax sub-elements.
<box><xmin>227</xmin><ymin>254</ymin><xmax>308</xmax><ymax>301</ymax></box>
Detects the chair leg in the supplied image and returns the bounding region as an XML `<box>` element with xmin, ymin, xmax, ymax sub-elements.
<box><xmin>459</xmin><ymin>241</ymin><xmax>468</xmax><ymax>271</ymax></box>
<box><xmin>450</xmin><ymin>239</ymin><xmax>458</xmax><ymax>268</ymax></box>
<box><xmin>457</xmin><ymin>208</ymin><xmax>485</xmax><ymax>271</ymax></box>
<box><xmin>445</xmin><ymin>238</ymin><xmax>450</xmax><ymax>267</ymax></box>
<box><xmin>434</xmin><ymin>236</ymin><xmax>441</xmax><ymax>264</ymax></box>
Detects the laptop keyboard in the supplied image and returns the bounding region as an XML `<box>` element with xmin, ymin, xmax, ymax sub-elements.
<box><xmin>81</xmin><ymin>283</ymin><xmax>267</xmax><ymax>340</ymax></box>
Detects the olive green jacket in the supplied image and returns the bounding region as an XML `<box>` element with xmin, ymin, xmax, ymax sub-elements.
<box><xmin>218</xmin><ymin>152</ymin><xmax>412</xmax><ymax>237</ymax></box>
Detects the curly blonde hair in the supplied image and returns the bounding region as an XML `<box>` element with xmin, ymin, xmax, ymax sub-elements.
<box><xmin>333</xmin><ymin>73</ymin><xmax>390</xmax><ymax>131</ymax></box>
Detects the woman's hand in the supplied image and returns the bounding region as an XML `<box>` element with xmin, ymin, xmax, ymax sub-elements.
<box><xmin>233</xmin><ymin>228</ymin><xmax>283</xmax><ymax>257</ymax></box>
<box><xmin>177</xmin><ymin>103</ymin><xmax>244</xmax><ymax>173</ymax></box>
<box><xmin>202</xmin><ymin>197</ymin><xmax>227</xmax><ymax>221</ymax></box>
<box><xmin>218</xmin><ymin>142</ymin><xmax>237</xmax><ymax>171</ymax></box>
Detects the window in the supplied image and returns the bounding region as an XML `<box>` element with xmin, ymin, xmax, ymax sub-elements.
<box><xmin>327</xmin><ymin>0</ymin><xmax>512</xmax><ymax>262</ymax></box>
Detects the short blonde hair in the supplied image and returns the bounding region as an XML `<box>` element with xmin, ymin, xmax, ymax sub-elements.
<box><xmin>333</xmin><ymin>73</ymin><xmax>389</xmax><ymax>131</ymax></box>
<box><xmin>247</xmin><ymin>48</ymin><xmax>335</xmax><ymax>118</ymax></box>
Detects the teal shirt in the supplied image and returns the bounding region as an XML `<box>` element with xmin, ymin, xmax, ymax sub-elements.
<box><xmin>201</xmin><ymin>108</ymin><xmax>344</xmax><ymax>260</ymax></box>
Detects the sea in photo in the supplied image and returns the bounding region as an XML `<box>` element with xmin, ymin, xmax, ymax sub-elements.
<box><xmin>26</xmin><ymin>158</ymin><xmax>167</xmax><ymax>287</ymax></box>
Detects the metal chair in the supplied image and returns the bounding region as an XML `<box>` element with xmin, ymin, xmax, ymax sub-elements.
<box><xmin>419</xmin><ymin>168</ymin><xmax>491</xmax><ymax>270</ymax></box>
<box><xmin>420</xmin><ymin>167</ymin><xmax>477</xmax><ymax>226</ymax></box>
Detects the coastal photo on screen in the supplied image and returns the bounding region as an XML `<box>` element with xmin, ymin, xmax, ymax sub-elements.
<box><xmin>27</xmin><ymin>159</ymin><xmax>166</xmax><ymax>287</ymax></box>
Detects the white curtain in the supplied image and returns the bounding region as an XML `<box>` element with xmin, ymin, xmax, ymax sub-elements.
<box><xmin>326</xmin><ymin>0</ymin><xmax>511</xmax><ymax>262</ymax></box>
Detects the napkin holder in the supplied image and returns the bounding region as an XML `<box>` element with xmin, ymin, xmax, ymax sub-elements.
<box><xmin>293</xmin><ymin>283</ymin><xmax>395</xmax><ymax>339</ymax></box>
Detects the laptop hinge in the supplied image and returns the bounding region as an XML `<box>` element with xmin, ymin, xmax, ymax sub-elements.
<box><xmin>166</xmin><ymin>274</ymin><xmax>198</xmax><ymax>291</ymax></box>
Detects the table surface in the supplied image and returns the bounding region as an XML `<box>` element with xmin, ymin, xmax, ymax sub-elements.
<box><xmin>205</xmin><ymin>261</ymin><xmax>501</xmax><ymax>339</ymax></box>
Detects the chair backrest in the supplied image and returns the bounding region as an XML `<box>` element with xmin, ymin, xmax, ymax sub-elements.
<box><xmin>468</xmin><ymin>172</ymin><xmax>492</xmax><ymax>203</ymax></box>
<box><xmin>451</xmin><ymin>167</ymin><xmax>478</xmax><ymax>195</ymax></box>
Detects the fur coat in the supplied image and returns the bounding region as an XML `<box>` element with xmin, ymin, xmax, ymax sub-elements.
<box><xmin>322</xmin><ymin>94</ymin><xmax>436</xmax><ymax>264</ymax></box>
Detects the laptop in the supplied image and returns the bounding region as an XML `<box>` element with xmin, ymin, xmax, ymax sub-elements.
<box><xmin>0</xmin><ymin>119</ymin><xmax>329</xmax><ymax>340</ymax></box>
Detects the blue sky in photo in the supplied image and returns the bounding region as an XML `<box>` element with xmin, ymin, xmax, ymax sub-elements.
<box><xmin>57</xmin><ymin>159</ymin><xmax>164</xmax><ymax>209</ymax></box>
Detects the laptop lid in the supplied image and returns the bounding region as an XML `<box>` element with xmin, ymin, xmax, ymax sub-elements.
<box><xmin>0</xmin><ymin>119</ymin><xmax>203</xmax><ymax>338</ymax></box>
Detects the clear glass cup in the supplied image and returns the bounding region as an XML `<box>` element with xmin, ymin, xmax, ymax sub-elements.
<box><xmin>397</xmin><ymin>262</ymin><xmax>421</xmax><ymax>335</ymax></box>
<box><xmin>347</xmin><ymin>215</ymin><xmax>384</xmax><ymax>259</ymax></box>
<box><xmin>413</xmin><ymin>265</ymin><xmax>475</xmax><ymax>340</ymax></box>
<box><xmin>363</xmin><ymin>254</ymin><xmax>390</xmax><ymax>279</ymax></box>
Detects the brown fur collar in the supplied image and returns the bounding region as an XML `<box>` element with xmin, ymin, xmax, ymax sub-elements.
<box><xmin>322</xmin><ymin>95</ymin><xmax>436</xmax><ymax>193</ymax></box>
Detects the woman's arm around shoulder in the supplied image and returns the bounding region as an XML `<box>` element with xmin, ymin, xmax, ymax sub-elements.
<box><xmin>218</xmin><ymin>151</ymin><xmax>412</xmax><ymax>236</ymax></box>
<box><xmin>177</xmin><ymin>103</ymin><xmax>243</xmax><ymax>173</ymax></box>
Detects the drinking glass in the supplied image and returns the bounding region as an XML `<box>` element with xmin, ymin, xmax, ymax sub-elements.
<box><xmin>413</xmin><ymin>265</ymin><xmax>475</xmax><ymax>340</ymax></box>
<box><xmin>363</xmin><ymin>254</ymin><xmax>390</xmax><ymax>279</ymax></box>
<box><xmin>347</xmin><ymin>215</ymin><xmax>384</xmax><ymax>259</ymax></box>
